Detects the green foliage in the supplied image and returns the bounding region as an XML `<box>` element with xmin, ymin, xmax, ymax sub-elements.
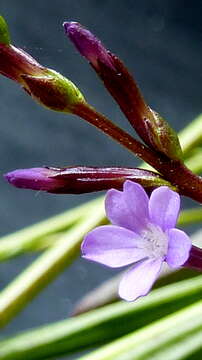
<box><xmin>0</xmin><ymin>276</ymin><xmax>201</xmax><ymax>359</ymax></box>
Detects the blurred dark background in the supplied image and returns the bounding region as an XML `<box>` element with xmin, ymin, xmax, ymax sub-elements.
<box><xmin>0</xmin><ymin>0</ymin><xmax>202</xmax><ymax>343</ymax></box>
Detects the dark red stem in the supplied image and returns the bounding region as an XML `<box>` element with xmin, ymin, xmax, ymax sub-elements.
<box><xmin>75</xmin><ymin>103</ymin><xmax>202</xmax><ymax>203</ymax></box>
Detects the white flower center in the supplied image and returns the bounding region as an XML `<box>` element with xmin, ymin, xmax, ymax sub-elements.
<box><xmin>140</xmin><ymin>223</ymin><xmax>168</xmax><ymax>260</ymax></box>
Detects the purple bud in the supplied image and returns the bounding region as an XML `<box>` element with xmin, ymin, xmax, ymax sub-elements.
<box><xmin>63</xmin><ymin>22</ymin><xmax>155</xmax><ymax>149</ymax></box>
<box><xmin>64</xmin><ymin>22</ymin><xmax>183</xmax><ymax>161</ymax></box>
<box><xmin>4</xmin><ymin>166</ymin><xmax>174</xmax><ymax>194</ymax></box>
<box><xmin>63</xmin><ymin>22</ymin><xmax>115</xmax><ymax>71</ymax></box>
<box><xmin>0</xmin><ymin>17</ymin><xmax>85</xmax><ymax>113</ymax></box>
<box><xmin>5</xmin><ymin>168</ymin><xmax>67</xmax><ymax>192</ymax></box>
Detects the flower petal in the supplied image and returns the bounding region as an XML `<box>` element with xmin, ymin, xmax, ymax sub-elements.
<box><xmin>81</xmin><ymin>225</ymin><xmax>149</xmax><ymax>268</ymax></box>
<box><xmin>166</xmin><ymin>228</ymin><xmax>192</xmax><ymax>268</ymax></box>
<box><xmin>149</xmin><ymin>186</ymin><xmax>180</xmax><ymax>231</ymax></box>
<box><xmin>118</xmin><ymin>258</ymin><xmax>163</xmax><ymax>301</ymax></box>
<box><xmin>105</xmin><ymin>180</ymin><xmax>149</xmax><ymax>233</ymax></box>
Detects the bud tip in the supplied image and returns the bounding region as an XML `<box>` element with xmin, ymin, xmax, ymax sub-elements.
<box><xmin>4</xmin><ymin>168</ymin><xmax>63</xmax><ymax>191</ymax></box>
<box><xmin>63</xmin><ymin>21</ymin><xmax>114</xmax><ymax>70</ymax></box>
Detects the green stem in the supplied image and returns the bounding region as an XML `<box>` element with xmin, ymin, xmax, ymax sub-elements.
<box><xmin>0</xmin><ymin>198</ymin><xmax>104</xmax><ymax>262</ymax></box>
<box><xmin>0</xmin><ymin>198</ymin><xmax>105</xmax><ymax>328</ymax></box>
<box><xmin>185</xmin><ymin>151</ymin><xmax>202</xmax><ymax>174</ymax></box>
<box><xmin>179</xmin><ymin>114</ymin><xmax>202</xmax><ymax>157</ymax></box>
<box><xmin>0</xmin><ymin>276</ymin><xmax>201</xmax><ymax>360</ymax></box>
<box><xmin>78</xmin><ymin>300</ymin><xmax>202</xmax><ymax>360</ymax></box>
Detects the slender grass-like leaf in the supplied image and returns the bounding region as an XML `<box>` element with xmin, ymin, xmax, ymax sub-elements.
<box><xmin>0</xmin><ymin>276</ymin><xmax>201</xmax><ymax>360</ymax></box>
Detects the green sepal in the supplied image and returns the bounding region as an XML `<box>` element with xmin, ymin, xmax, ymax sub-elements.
<box><xmin>148</xmin><ymin>110</ymin><xmax>184</xmax><ymax>161</ymax></box>
<box><xmin>22</xmin><ymin>69</ymin><xmax>86</xmax><ymax>113</ymax></box>
<box><xmin>0</xmin><ymin>15</ymin><xmax>10</xmax><ymax>45</ymax></box>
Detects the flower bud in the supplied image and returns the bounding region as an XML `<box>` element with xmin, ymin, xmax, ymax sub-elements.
<box><xmin>21</xmin><ymin>69</ymin><xmax>85</xmax><ymax>112</ymax></box>
<box><xmin>0</xmin><ymin>16</ymin><xmax>85</xmax><ymax>112</ymax></box>
<box><xmin>64</xmin><ymin>21</ymin><xmax>183</xmax><ymax>161</ymax></box>
<box><xmin>64</xmin><ymin>22</ymin><xmax>115</xmax><ymax>71</ymax></box>
<box><xmin>5</xmin><ymin>167</ymin><xmax>66</xmax><ymax>192</ymax></box>
<box><xmin>5</xmin><ymin>166</ymin><xmax>175</xmax><ymax>194</ymax></box>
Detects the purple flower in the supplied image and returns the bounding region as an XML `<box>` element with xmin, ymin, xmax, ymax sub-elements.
<box><xmin>82</xmin><ymin>181</ymin><xmax>191</xmax><ymax>301</ymax></box>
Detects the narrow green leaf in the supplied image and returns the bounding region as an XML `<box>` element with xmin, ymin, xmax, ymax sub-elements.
<box><xmin>0</xmin><ymin>197</ymin><xmax>106</xmax><ymax>261</ymax></box>
<box><xmin>142</xmin><ymin>329</ymin><xmax>202</xmax><ymax>360</ymax></box>
<box><xmin>179</xmin><ymin>114</ymin><xmax>202</xmax><ymax>157</ymax></box>
<box><xmin>0</xmin><ymin>276</ymin><xmax>201</xmax><ymax>360</ymax></box>
<box><xmin>0</xmin><ymin>198</ymin><xmax>105</xmax><ymax>328</ymax></box>
<box><xmin>185</xmin><ymin>150</ymin><xmax>202</xmax><ymax>174</ymax></box>
<box><xmin>78</xmin><ymin>300</ymin><xmax>202</xmax><ymax>360</ymax></box>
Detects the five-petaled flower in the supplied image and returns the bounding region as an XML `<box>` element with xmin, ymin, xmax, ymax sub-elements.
<box><xmin>82</xmin><ymin>181</ymin><xmax>191</xmax><ymax>301</ymax></box>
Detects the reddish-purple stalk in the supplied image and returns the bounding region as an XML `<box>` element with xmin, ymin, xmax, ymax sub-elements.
<box><xmin>0</xmin><ymin>44</ymin><xmax>45</xmax><ymax>83</ymax></box>
<box><xmin>75</xmin><ymin>103</ymin><xmax>202</xmax><ymax>203</ymax></box>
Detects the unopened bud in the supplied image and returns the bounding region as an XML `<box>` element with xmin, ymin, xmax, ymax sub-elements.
<box><xmin>64</xmin><ymin>21</ymin><xmax>183</xmax><ymax>161</ymax></box>
<box><xmin>0</xmin><ymin>16</ymin><xmax>85</xmax><ymax>112</ymax></box>
<box><xmin>5</xmin><ymin>166</ymin><xmax>175</xmax><ymax>194</ymax></box>
<box><xmin>5</xmin><ymin>167</ymin><xmax>65</xmax><ymax>192</ymax></box>
<box><xmin>64</xmin><ymin>22</ymin><xmax>115</xmax><ymax>71</ymax></box>
<box><xmin>22</xmin><ymin>69</ymin><xmax>85</xmax><ymax>112</ymax></box>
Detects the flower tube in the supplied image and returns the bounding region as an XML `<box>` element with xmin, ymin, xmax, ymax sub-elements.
<box><xmin>5</xmin><ymin>166</ymin><xmax>174</xmax><ymax>194</ymax></box>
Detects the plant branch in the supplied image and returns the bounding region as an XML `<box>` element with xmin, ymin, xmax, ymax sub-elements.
<box><xmin>75</xmin><ymin>103</ymin><xmax>202</xmax><ymax>202</ymax></box>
